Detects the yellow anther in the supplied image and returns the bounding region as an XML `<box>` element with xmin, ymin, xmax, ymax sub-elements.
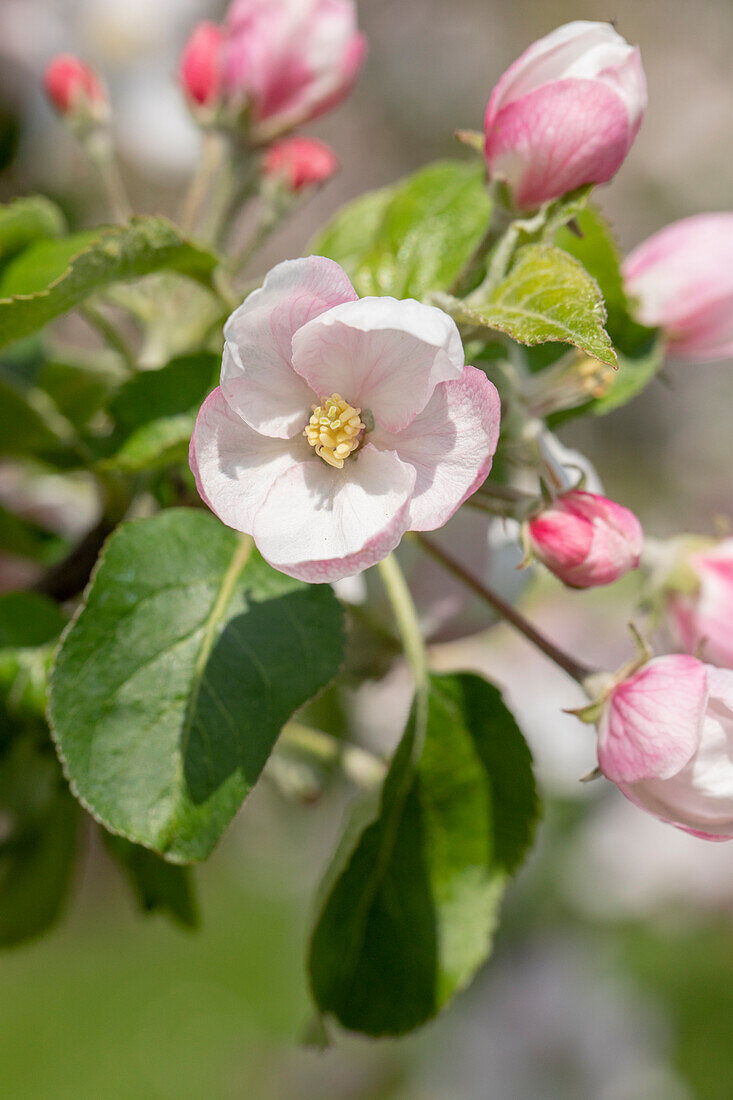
<box><xmin>304</xmin><ymin>393</ymin><xmax>365</xmax><ymax>469</ymax></box>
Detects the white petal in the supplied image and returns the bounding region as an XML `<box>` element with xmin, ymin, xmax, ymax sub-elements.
<box><xmin>373</xmin><ymin>366</ymin><xmax>500</xmax><ymax>531</ymax></box>
<box><xmin>252</xmin><ymin>443</ymin><xmax>415</xmax><ymax>582</ymax></box>
<box><xmin>290</xmin><ymin>296</ymin><xmax>464</xmax><ymax>433</ymax></box>
<box><xmin>221</xmin><ymin>256</ymin><xmax>357</xmax><ymax>438</ymax></box>
<box><xmin>189</xmin><ymin>387</ymin><xmax>303</xmax><ymax>533</ymax></box>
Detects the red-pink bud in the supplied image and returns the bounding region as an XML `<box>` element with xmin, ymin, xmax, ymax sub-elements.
<box><xmin>44</xmin><ymin>55</ymin><xmax>107</xmax><ymax>120</ymax></box>
<box><xmin>623</xmin><ymin>214</ymin><xmax>733</xmax><ymax>362</ymax></box>
<box><xmin>528</xmin><ymin>489</ymin><xmax>643</xmax><ymax>588</ymax></box>
<box><xmin>179</xmin><ymin>22</ymin><xmax>224</xmax><ymax>108</ymax></box>
<box><xmin>263</xmin><ymin>137</ymin><xmax>338</xmax><ymax>192</ymax></box>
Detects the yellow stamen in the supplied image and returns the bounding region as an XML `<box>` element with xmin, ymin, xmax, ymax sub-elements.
<box><xmin>304</xmin><ymin>393</ymin><xmax>365</xmax><ymax>469</ymax></box>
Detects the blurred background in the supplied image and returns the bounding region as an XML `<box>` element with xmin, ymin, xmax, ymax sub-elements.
<box><xmin>1</xmin><ymin>0</ymin><xmax>732</xmax><ymax>1096</ymax></box>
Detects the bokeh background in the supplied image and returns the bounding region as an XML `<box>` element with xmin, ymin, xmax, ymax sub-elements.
<box><xmin>1</xmin><ymin>1</ymin><xmax>732</xmax><ymax>1096</ymax></box>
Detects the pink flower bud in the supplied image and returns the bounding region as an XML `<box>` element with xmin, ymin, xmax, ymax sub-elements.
<box><xmin>527</xmin><ymin>490</ymin><xmax>643</xmax><ymax>588</ymax></box>
<box><xmin>484</xmin><ymin>21</ymin><xmax>646</xmax><ymax>210</ymax></box>
<box><xmin>179</xmin><ymin>22</ymin><xmax>225</xmax><ymax>109</ymax></box>
<box><xmin>623</xmin><ymin>214</ymin><xmax>733</xmax><ymax>362</ymax></box>
<box><xmin>222</xmin><ymin>0</ymin><xmax>367</xmax><ymax>142</ymax></box>
<box><xmin>43</xmin><ymin>55</ymin><xmax>108</xmax><ymax>121</ymax></box>
<box><xmin>666</xmin><ymin>539</ymin><xmax>733</xmax><ymax>668</ymax></box>
<box><xmin>263</xmin><ymin>136</ymin><xmax>338</xmax><ymax>191</ymax></box>
<box><xmin>597</xmin><ymin>655</ymin><xmax>733</xmax><ymax>840</ymax></box>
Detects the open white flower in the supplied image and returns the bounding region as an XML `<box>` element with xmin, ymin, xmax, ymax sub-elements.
<box><xmin>190</xmin><ymin>257</ymin><xmax>501</xmax><ymax>582</ymax></box>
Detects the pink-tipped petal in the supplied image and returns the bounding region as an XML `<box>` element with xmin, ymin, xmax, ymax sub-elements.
<box><xmin>290</xmin><ymin>296</ymin><xmax>464</xmax><ymax>433</ymax></box>
<box><xmin>624</xmin><ymin>214</ymin><xmax>733</xmax><ymax>362</ymax></box>
<box><xmin>669</xmin><ymin>541</ymin><xmax>733</xmax><ymax>668</ymax></box>
<box><xmin>486</xmin><ymin>77</ymin><xmax>632</xmax><ymax>210</ymax></box>
<box><xmin>252</xmin><ymin>444</ymin><xmax>415</xmax><ymax>583</ymax></box>
<box><xmin>373</xmin><ymin>366</ymin><xmax>501</xmax><ymax>531</ymax></box>
<box><xmin>598</xmin><ymin>655</ymin><xmax>708</xmax><ymax>784</ymax></box>
<box><xmin>221</xmin><ymin>256</ymin><xmax>357</xmax><ymax>438</ymax></box>
<box><xmin>189</xmin><ymin>386</ymin><xmax>303</xmax><ymax>533</ymax></box>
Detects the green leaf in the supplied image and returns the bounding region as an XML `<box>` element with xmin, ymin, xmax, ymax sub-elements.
<box><xmin>0</xmin><ymin>217</ymin><xmax>219</xmax><ymax>350</ymax></box>
<box><xmin>313</xmin><ymin>160</ymin><xmax>492</xmax><ymax>298</ymax></box>
<box><xmin>38</xmin><ymin>356</ymin><xmax>123</xmax><ymax>430</ymax></box>
<box><xmin>0</xmin><ymin>506</ymin><xmax>64</xmax><ymax>564</ymax></box>
<box><xmin>311</xmin><ymin>185</ymin><xmax>395</xmax><ymax>278</ymax></box>
<box><xmin>102</xmin><ymin>833</ymin><xmax>198</xmax><ymax>928</ymax></box>
<box><xmin>0</xmin><ymin>196</ymin><xmax>66</xmax><ymax>266</ymax></box>
<box><xmin>309</xmin><ymin>673</ymin><xmax>538</xmax><ymax>1036</ymax></box>
<box><xmin>0</xmin><ymin>591</ymin><xmax>66</xmax><ymax>648</ymax></box>
<box><xmin>554</xmin><ymin>206</ymin><xmax>655</xmax><ymax>355</ymax></box>
<box><xmin>0</xmin><ymin>739</ymin><xmax>80</xmax><ymax>947</ymax></box>
<box><xmin>0</xmin><ymin>369</ymin><xmax>79</xmax><ymax>458</ymax></box>
<box><xmin>461</xmin><ymin>244</ymin><xmax>616</xmax><ymax>366</ymax></box>
<box><xmin>103</xmin><ymin>413</ymin><xmax>196</xmax><ymax>473</ymax></box>
<box><xmin>110</xmin><ymin>352</ymin><xmax>218</xmax><ymax>434</ymax></box>
<box><xmin>48</xmin><ymin>510</ymin><xmax>345</xmax><ymax>863</ymax></box>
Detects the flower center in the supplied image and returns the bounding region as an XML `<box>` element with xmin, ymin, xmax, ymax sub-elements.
<box><xmin>304</xmin><ymin>393</ymin><xmax>365</xmax><ymax>469</ymax></box>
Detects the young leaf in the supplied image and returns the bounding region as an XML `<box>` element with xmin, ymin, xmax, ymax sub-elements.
<box><xmin>103</xmin><ymin>413</ymin><xmax>196</xmax><ymax>473</ymax></box>
<box><xmin>0</xmin><ymin>195</ymin><xmax>66</xmax><ymax>267</ymax></box>
<box><xmin>309</xmin><ymin>673</ymin><xmax>538</xmax><ymax>1036</ymax></box>
<box><xmin>102</xmin><ymin>832</ymin><xmax>198</xmax><ymax>928</ymax></box>
<box><xmin>0</xmin><ymin>369</ymin><xmax>80</xmax><ymax>459</ymax></box>
<box><xmin>460</xmin><ymin>244</ymin><xmax>616</xmax><ymax>366</ymax></box>
<box><xmin>554</xmin><ymin>205</ymin><xmax>655</xmax><ymax>355</ymax></box>
<box><xmin>0</xmin><ymin>217</ymin><xmax>219</xmax><ymax>350</ymax></box>
<box><xmin>313</xmin><ymin>160</ymin><xmax>492</xmax><ymax>298</ymax></box>
<box><xmin>0</xmin><ymin>739</ymin><xmax>80</xmax><ymax>947</ymax></box>
<box><xmin>48</xmin><ymin>510</ymin><xmax>345</xmax><ymax>863</ymax></box>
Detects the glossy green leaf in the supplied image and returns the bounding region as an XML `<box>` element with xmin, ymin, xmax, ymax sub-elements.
<box><xmin>0</xmin><ymin>196</ymin><xmax>66</xmax><ymax>266</ymax></box>
<box><xmin>102</xmin><ymin>833</ymin><xmax>198</xmax><ymax>928</ymax></box>
<box><xmin>0</xmin><ymin>217</ymin><xmax>219</xmax><ymax>350</ymax></box>
<box><xmin>0</xmin><ymin>739</ymin><xmax>79</xmax><ymax>947</ymax></box>
<box><xmin>461</xmin><ymin>244</ymin><xmax>616</xmax><ymax>366</ymax></box>
<box><xmin>49</xmin><ymin>510</ymin><xmax>345</xmax><ymax>863</ymax></box>
<box><xmin>309</xmin><ymin>673</ymin><xmax>538</xmax><ymax>1036</ymax></box>
<box><xmin>313</xmin><ymin>160</ymin><xmax>492</xmax><ymax>298</ymax></box>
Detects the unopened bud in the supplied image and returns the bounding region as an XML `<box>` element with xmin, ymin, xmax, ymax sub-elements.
<box><xmin>179</xmin><ymin>22</ymin><xmax>224</xmax><ymax>111</ymax></box>
<box><xmin>263</xmin><ymin>137</ymin><xmax>339</xmax><ymax>192</ymax></box>
<box><xmin>44</xmin><ymin>55</ymin><xmax>108</xmax><ymax>125</ymax></box>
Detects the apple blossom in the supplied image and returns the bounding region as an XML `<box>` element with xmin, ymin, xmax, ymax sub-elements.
<box><xmin>597</xmin><ymin>655</ymin><xmax>733</xmax><ymax>840</ymax></box>
<box><xmin>264</xmin><ymin>137</ymin><xmax>339</xmax><ymax>191</ymax></box>
<box><xmin>43</xmin><ymin>55</ymin><xmax>108</xmax><ymax>122</ymax></box>
<box><xmin>484</xmin><ymin>20</ymin><xmax>646</xmax><ymax>210</ymax></box>
<box><xmin>663</xmin><ymin>539</ymin><xmax>733</xmax><ymax>668</ymax></box>
<box><xmin>623</xmin><ymin>214</ymin><xmax>733</xmax><ymax>362</ymax></box>
<box><xmin>527</xmin><ymin>490</ymin><xmax>643</xmax><ymax>588</ymax></box>
<box><xmin>222</xmin><ymin>0</ymin><xmax>367</xmax><ymax>143</ymax></box>
<box><xmin>180</xmin><ymin>22</ymin><xmax>224</xmax><ymax>109</ymax></box>
<box><xmin>190</xmin><ymin>256</ymin><xmax>500</xmax><ymax>583</ymax></box>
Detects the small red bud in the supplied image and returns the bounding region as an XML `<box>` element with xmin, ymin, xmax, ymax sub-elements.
<box><xmin>263</xmin><ymin>137</ymin><xmax>339</xmax><ymax>192</ymax></box>
<box><xmin>180</xmin><ymin>22</ymin><xmax>224</xmax><ymax>109</ymax></box>
<box><xmin>44</xmin><ymin>55</ymin><xmax>107</xmax><ymax>119</ymax></box>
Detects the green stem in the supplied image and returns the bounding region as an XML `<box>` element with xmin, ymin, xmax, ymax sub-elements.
<box><xmin>85</xmin><ymin>132</ymin><xmax>132</xmax><ymax>223</ymax></box>
<box><xmin>417</xmin><ymin>533</ymin><xmax>593</xmax><ymax>684</ymax></box>
<box><xmin>180</xmin><ymin>130</ymin><xmax>224</xmax><ymax>236</ymax></box>
<box><xmin>377</xmin><ymin>554</ymin><xmax>429</xmax><ymax>759</ymax></box>
<box><xmin>279</xmin><ymin>722</ymin><xmax>386</xmax><ymax>788</ymax></box>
